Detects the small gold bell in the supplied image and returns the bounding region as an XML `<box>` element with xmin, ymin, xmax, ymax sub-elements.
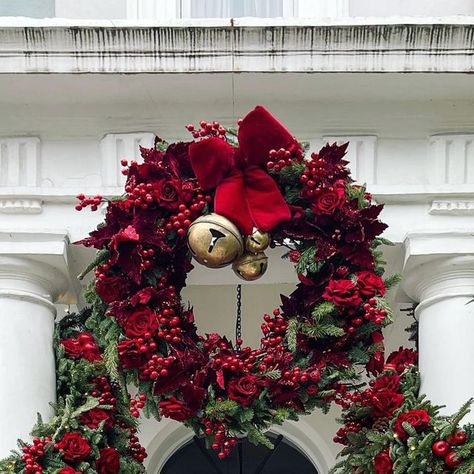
<box><xmin>232</xmin><ymin>252</ymin><xmax>268</xmax><ymax>281</ymax></box>
<box><xmin>187</xmin><ymin>213</ymin><xmax>244</xmax><ymax>268</ymax></box>
<box><xmin>245</xmin><ymin>228</ymin><xmax>270</xmax><ymax>254</ymax></box>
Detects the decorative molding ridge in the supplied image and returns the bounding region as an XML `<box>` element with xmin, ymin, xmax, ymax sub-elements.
<box><xmin>1</xmin><ymin>21</ymin><xmax>474</xmax><ymax>73</ymax></box>
<box><xmin>429</xmin><ymin>200</ymin><xmax>474</xmax><ymax>215</ymax></box>
<box><xmin>0</xmin><ymin>198</ymin><xmax>43</xmax><ymax>214</ymax></box>
<box><xmin>312</xmin><ymin>135</ymin><xmax>377</xmax><ymax>185</ymax></box>
<box><xmin>428</xmin><ymin>134</ymin><xmax>474</xmax><ymax>185</ymax></box>
<box><xmin>100</xmin><ymin>132</ymin><xmax>155</xmax><ymax>187</ymax></box>
<box><xmin>0</xmin><ymin>137</ymin><xmax>40</xmax><ymax>187</ymax></box>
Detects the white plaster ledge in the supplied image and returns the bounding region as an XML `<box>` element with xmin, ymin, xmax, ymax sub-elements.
<box><xmin>1</xmin><ymin>19</ymin><xmax>474</xmax><ymax>73</ymax></box>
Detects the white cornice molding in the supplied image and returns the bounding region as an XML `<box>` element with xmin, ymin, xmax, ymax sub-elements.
<box><xmin>401</xmin><ymin>231</ymin><xmax>474</xmax><ymax>302</ymax></box>
<box><xmin>0</xmin><ymin>231</ymin><xmax>72</xmax><ymax>300</ymax></box>
<box><xmin>1</xmin><ymin>18</ymin><xmax>474</xmax><ymax>73</ymax></box>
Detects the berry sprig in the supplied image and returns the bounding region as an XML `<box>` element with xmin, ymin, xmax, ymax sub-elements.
<box><xmin>266</xmin><ymin>147</ymin><xmax>303</xmax><ymax>172</ymax></box>
<box><xmin>21</xmin><ymin>437</ymin><xmax>51</xmax><ymax>474</ymax></box>
<box><xmin>75</xmin><ymin>193</ymin><xmax>103</xmax><ymax>211</ymax></box>
<box><xmin>186</xmin><ymin>121</ymin><xmax>227</xmax><ymax>139</ymax></box>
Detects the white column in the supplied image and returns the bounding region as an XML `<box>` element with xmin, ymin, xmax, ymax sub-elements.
<box><xmin>0</xmin><ymin>232</ymin><xmax>70</xmax><ymax>457</ymax></box>
<box><xmin>402</xmin><ymin>232</ymin><xmax>474</xmax><ymax>423</ymax></box>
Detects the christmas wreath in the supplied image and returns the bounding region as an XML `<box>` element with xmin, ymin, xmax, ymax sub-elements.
<box><xmin>1</xmin><ymin>105</ymin><xmax>471</xmax><ymax>473</ymax></box>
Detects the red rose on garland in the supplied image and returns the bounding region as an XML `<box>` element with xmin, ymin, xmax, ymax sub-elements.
<box><xmin>117</xmin><ymin>339</ymin><xmax>147</xmax><ymax>369</ymax></box>
<box><xmin>372</xmin><ymin>374</ymin><xmax>400</xmax><ymax>392</ymax></box>
<box><xmin>371</xmin><ymin>390</ymin><xmax>404</xmax><ymax>418</ymax></box>
<box><xmin>95</xmin><ymin>447</ymin><xmax>120</xmax><ymax>474</ymax></box>
<box><xmin>58</xmin><ymin>468</ymin><xmax>82</xmax><ymax>474</ymax></box>
<box><xmin>385</xmin><ymin>347</ymin><xmax>418</xmax><ymax>374</ymax></box>
<box><xmin>356</xmin><ymin>271</ymin><xmax>386</xmax><ymax>297</ymax></box>
<box><xmin>61</xmin><ymin>333</ymin><xmax>102</xmax><ymax>362</ymax></box>
<box><xmin>373</xmin><ymin>449</ymin><xmax>393</xmax><ymax>474</ymax></box>
<box><xmin>323</xmin><ymin>279</ymin><xmax>362</xmax><ymax>308</ymax></box>
<box><xmin>79</xmin><ymin>408</ymin><xmax>114</xmax><ymax>431</ymax></box>
<box><xmin>311</xmin><ymin>180</ymin><xmax>346</xmax><ymax>215</ymax></box>
<box><xmin>159</xmin><ymin>397</ymin><xmax>193</xmax><ymax>421</ymax></box>
<box><xmin>394</xmin><ymin>409</ymin><xmax>431</xmax><ymax>440</ymax></box>
<box><xmin>95</xmin><ymin>275</ymin><xmax>129</xmax><ymax>304</ymax></box>
<box><xmin>159</xmin><ymin>383</ymin><xmax>205</xmax><ymax>421</ymax></box>
<box><xmin>153</xmin><ymin>178</ymin><xmax>182</xmax><ymax>210</ymax></box>
<box><xmin>122</xmin><ymin>306</ymin><xmax>159</xmax><ymax>338</ymax></box>
<box><xmin>55</xmin><ymin>432</ymin><xmax>91</xmax><ymax>462</ymax></box>
<box><xmin>227</xmin><ymin>375</ymin><xmax>263</xmax><ymax>407</ymax></box>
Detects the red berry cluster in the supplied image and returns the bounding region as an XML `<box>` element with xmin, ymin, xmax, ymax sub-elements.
<box><xmin>141</xmin><ymin>354</ymin><xmax>176</xmax><ymax>381</ymax></box>
<box><xmin>362</xmin><ymin>298</ymin><xmax>387</xmax><ymax>325</ymax></box>
<box><xmin>213</xmin><ymin>348</ymin><xmax>256</xmax><ymax>373</ymax></box>
<box><xmin>123</xmin><ymin>172</ymin><xmax>159</xmax><ymax>210</ymax></box>
<box><xmin>333</xmin><ymin>422</ymin><xmax>362</xmax><ymax>445</ymax></box>
<box><xmin>89</xmin><ymin>376</ymin><xmax>117</xmax><ymax>408</ymax></box>
<box><xmin>129</xmin><ymin>393</ymin><xmax>147</xmax><ymax>418</ymax></box>
<box><xmin>128</xmin><ymin>427</ymin><xmax>147</xmax><ymax>462</ymax></box>
<box><xmin>186</xmin><ymin>121</ymin><xmax>227</xmax><ymax>139</ymax></box>
<box><xmin>432</xmin><ymin>431</ymin><xmax>467</xmax><ymax>469</ymax></box>
<box><xmin>299</xmin><ymin>154</ymin><xmax>331</xmax><ymax>198</ymax></box>
<box><xmin>156</xmin><ymin>304</ymin><xmax>183</xmax><ymax>344</ymax></box>
<box><xmin>266</xmin><ymin>147</ymin><xmax>303</xmax><ymax>172</ymax></box>
<box><xmin>202</xmin><ymin>418</ymin><xmax>238</xmax><ymax>459</ymax></box>
<box><xmin>75</xmin><ymin>193</ymin><xmax>103</xmax><ymax>212</ymax></box>
<box><xmin>164</xmin><ymin>198</ymin><xmax>210</xmax><ymax>238</ymax></box>
<box><xmin>21</xmin><ymin>437</ymin><xmax>51</xmax><ymax>474</ymax></box>
<box><xmin>260</xmin><ymin>309</ymin><xmax>287</xmax><ymax>350</ymax></box>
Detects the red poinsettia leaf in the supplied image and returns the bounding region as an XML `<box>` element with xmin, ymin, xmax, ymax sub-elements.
<box><xmin>216</xmin><ymin>369</ymin><xmax>225</xmax><ymax>389</ymax></box>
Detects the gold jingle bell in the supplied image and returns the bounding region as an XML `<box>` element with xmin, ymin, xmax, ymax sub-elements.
<box><xmin>232</xmin><ymin>252</ymin><xmax>268</xmax><ymax>281</ymax></box>
<box><xmin>245</xmin><ymin>228</ymin><xmax>270</xmax><ymax>254</ymax></box>
<box><xmin>187</xmin><ymin>213</ymin><xmax>244</xmax><ymax>268</ymax></box>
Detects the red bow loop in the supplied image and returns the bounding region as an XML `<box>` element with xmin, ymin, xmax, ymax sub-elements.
<box><xmin>188</xmin><ymin>106</ymin><xmax>295</xmax><ymax>235</ymax></box>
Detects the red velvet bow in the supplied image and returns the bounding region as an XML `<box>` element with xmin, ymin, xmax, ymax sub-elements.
<box><xmin>189</xmin><ymin>105</ymin><xmax>296</xmax><ymax>235</ymax></box>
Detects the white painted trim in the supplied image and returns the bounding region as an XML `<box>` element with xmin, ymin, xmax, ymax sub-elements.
<box><xmin>1</xmin><ymin>20</ymin><xmax>474</xmax><ymax>73</ymax></box>
<box><xmin>143</xmin><ymin>418</ymin><xmax>334</xmax><ymax>473</ymax></box>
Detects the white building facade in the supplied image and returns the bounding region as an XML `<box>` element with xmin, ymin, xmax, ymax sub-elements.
<box><xmin>0</xmin><ymin>1</ymin><xmax>474</xmax><ymax>472</ymax></box>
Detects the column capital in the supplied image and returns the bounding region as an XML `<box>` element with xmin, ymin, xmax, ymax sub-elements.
<box><xmin>0</xmin><ymin>230</ymin><xmax>73</xmax><ymax>303</ymax></box>
<box><xmin>401</xmin><ymin>231</ymin><xmax>474</xmax><ymax>307</ymax></box>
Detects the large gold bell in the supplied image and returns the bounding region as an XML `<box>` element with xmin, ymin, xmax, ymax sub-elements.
<box><xmin>245</xmin><ymin>228</ymin><xmax>270</xmax><ymax>254</ymax></box>
<box><xmin>232</xmin><ymin>252</ymin><xmax>268</xmax><ymax>281</ymax></box>
<box><xmin>187</xmin><ymin>213</ymin><xmax>244</xmax><ymax>268</ymax></box>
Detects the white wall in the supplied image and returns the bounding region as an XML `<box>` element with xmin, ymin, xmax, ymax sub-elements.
<box><xmin>55</xmin><ymin>0</ymin><xmax>127</xmax><ymax>19</ymax></box>
<box><xmin>350</xmin><ymin>0</ymin><xmax>474</xmax><ymax>17</ymax></box>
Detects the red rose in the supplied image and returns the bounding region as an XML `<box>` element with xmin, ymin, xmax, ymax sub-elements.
<box><xmin>58</xmin><ymin>468</ymin><xmax>81</xmax><ymax>474</ymax></box>
<box><xmin>372</xmin><ymin>375</ymin><xmax>400</xmax><ymax>392</ymax></box>
<box><xmin>122</xmin><ymin>307</ymin><xmax>158</xmax><ymax>338</ymax></box>
<box><xmin>323</xmin><ymin>279</ymin><xmax>362</xmax><ymax>308</ymax></box>
<box><xmin>371</xmin><ymin>390</ymin><xmax>404</xmax><ymax>418</ymax></box>
<box><xmin>153</xmin><ymin>178</ymin><xmax>181</xmax><ymax>209</ymax></box>
<box><xmin>79</xmin><ymin>408</ymin><xmax>114</xmax><ymax>431</ymax></box>
<box><xmin>61</xmin><ymin>333</ymin><xmax>102</xmax><ymax>362</ymax></box>
<box><xmin>159</xmin><ymin>397</ymin><xmax>193</xmax><ymax>421</ymax></box>
<box><xmin>227</xmin><ymin>375</ymin><xmax>263</xmax><ymax>407</ymax></box>
<box><xmin>386</xmin><ymin>348</ymin><xmax>418</xmax><ymax>374</ymax></box>
<box><xmin>61</xmin><ymin>338</ymin><xmax>83</xmax><ymax>359</ymax></box>
<box><xmin>117</xmin><ymin>339</ymin><xmax>147</xmax><ymax>369</ymax></box>
<box><xmin>95</xmin><ymin>275</ymin><xmax>129</xmax><ymax>304</ymax></box>
<box><xmin>95</xmin><ymin>447</ymin><xmax>120</xmax><ymax>474</ymax></box>
<box><xmin>312</xmin><ymin>181</ymin><xmax>346</xmax><ymax>215</ymax></box>
<box><xmin>55</xmin><ymin>432</ymin><xmax>91</xmax><ymax>462</ymax></box>
<box><xmin>367</xmin><ymin>351</ymin><xmax>385</xmax><ymax>376</ymax></box>
<box><xmin>374</xmin><ymin>449</ymin><xmax>393</xmax><ymax>474</ymax></box>
<box><xmin>356</xmin><ymin>271</ymin><xmax>386</xmax><ymax>297</ymax></box>
<box><xmin>394</xmin><ymin>409</ymin><xmax>431</xmax><ymax>440</ymax></box>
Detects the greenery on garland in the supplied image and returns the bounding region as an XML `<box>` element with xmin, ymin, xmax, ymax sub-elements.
<box><xmin>0</xmin><ymin>105</ymin><xmax>472</xmax><ymax>473</ymax></box>
<box><xmin>332</xmin><ymin>348</ymin><xmax>474</xmax><ymax>474</ymax></box>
